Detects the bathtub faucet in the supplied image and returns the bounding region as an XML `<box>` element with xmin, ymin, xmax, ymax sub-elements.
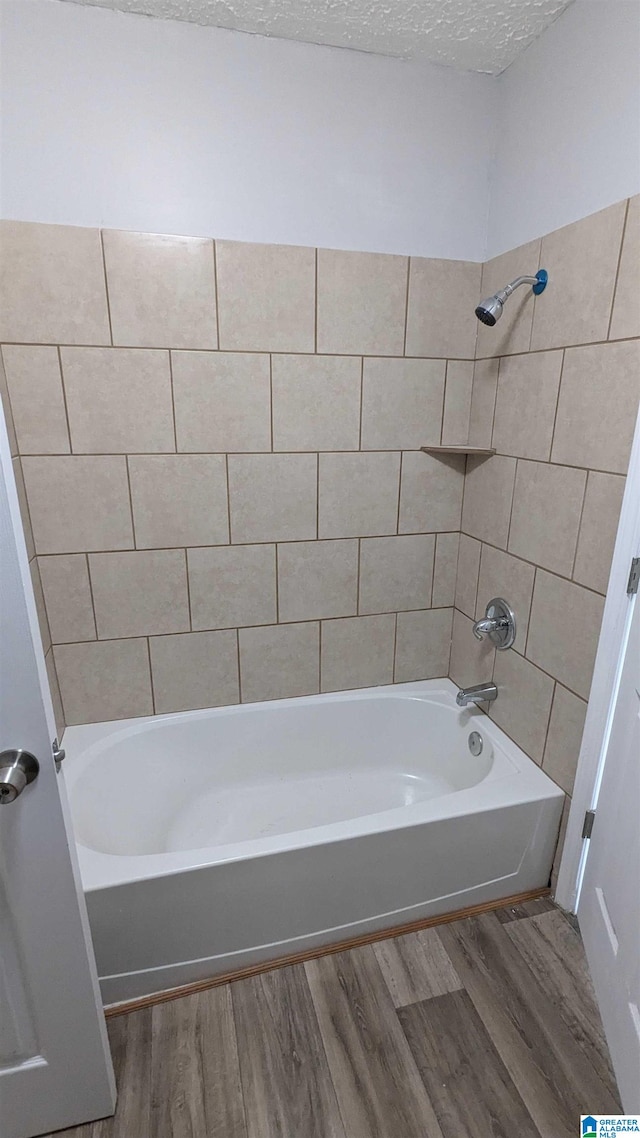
<box><xmin>456</xmin><ymin>682</ymin><xmax>498</xmax><ymax>707</ymax></box>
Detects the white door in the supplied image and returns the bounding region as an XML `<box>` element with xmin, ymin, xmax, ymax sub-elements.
<box><xmin>0</xmin><ymin>424</ymin><xmax>115</xmax><ymax>1135</ymax></box>
<box><xmin>578</xmin><ymin>581</ymin><xmax>640</xmax><ymax>1112</ymax></box>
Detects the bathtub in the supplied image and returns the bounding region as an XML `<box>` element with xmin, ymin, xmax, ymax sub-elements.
<box><xmin>63</xmin><ymin>679</ymin><xmax>564</xmax><ymax>1005</ymax></box>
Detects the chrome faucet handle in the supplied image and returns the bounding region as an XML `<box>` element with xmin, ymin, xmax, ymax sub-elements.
<box><xmin>472</xmin><ymin>598</ymin><xmax>516</xmax><ymax>650</ymax></box>
<box><xmin>472</xmin><ymin>616</ymin><xmax>505</xmax><ymax>640</ymax></box>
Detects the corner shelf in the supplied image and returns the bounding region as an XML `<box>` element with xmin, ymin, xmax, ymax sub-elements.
<box><xmin>420</xmin><ymin>445</ymin><xmax>496</xmax><ymax>457</ymax></box>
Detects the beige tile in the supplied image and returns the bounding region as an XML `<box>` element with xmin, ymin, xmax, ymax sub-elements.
<box><xmin>172</xmin><ymin>351</ymin><xmax>271</xmax><ymax>453</ymax></box>
<box><xmin>39</xmin><ymin>554</ymin><xmax>96</xmax><ymax>643</ymax></box>
<box><xmin>475</xmin><ymin>545</ymin><xmax>535</xmax><ymax>656</ymax></box>
<box><xmin>21</xmin><ymin>456</ymin><xmax>133</xmax><ymax>554</ymax></box>
<box><xmin>129</xmin><ymin>455</ymin><xmax>228</xmax><ymax>548</ymax></box>
<box><xmin>492</xmin><ymin>351</ymin><xmax>563</xmax><ymax>461</ymax></box>
<box><xmin>531</xmin><ymin>202</ymin><xmax>627</xmax><ymax>350</ymax></box>
<box><xmin>2</xmin><ymin>345</ymin><xmax>70</xmax><ymax>454</ymax></box>
<box><xmin>398</xmin><ymin>451</ymin><xmax>464</xmax><ymax>534</ymax></box>
<box><xmin>468</xmin><ymin>358</ymin><xmax>499</xmax><ymax>448</ymax></box>
<box><xmin>319</xmin><ymin>452</ymin><xmax>400</xmax><ymax>539</ymax></box>
<box><xmin>475</xmin><ymin>238</ymin><xmax>541</xmax><ymax>359</ymax></box>
<box><xmin>0</xmin><ymin>351</ymin><xmax>18</xmax><ymax>456</ymax></box>
<box><xmin>573</xmin><ymin>472</ymin><xmax>625</xmax><ymax>594</ymax></box>
<box><xmin>449</xmin><ymin>609</ymin><xmax>495</xmax><ymax>689</ymax></box>
<box><xmin>278</xmin><ymin>540</ymin><xmax>358</xmax><ymax>622</ymax></box>
<box><xmin>508</xmin><ymin>460</ymin><xmax>586</xmax><ymax>577</ymax></box>
<box><xmin>150</xmin><ymin>630</ymin><xmax>239</xmax><ymax>713</ymax></box>
<box><xmin>272</xmin><ymin>354</ymin><xmax>361</xmax><ymax>452</ymax></box>
<box><xmin>317</xmin><ymin>249</ymin><xmax>407</xmax><ymax>355</ymax></box>
<box><xmin>239</xmin><ymin>622</ymin><xmax>319</xmax><ymax>702</ymax></box>
<box><xmin>490</xmin><ymin>650</ymin><xmax>554</xmax><ymax>764</ymax></box>
<box><xmin>359</xmin><ymin>535</ymin><xmax>435</xmax><ymax>614</ymax></box>
<box><xmin>395</xmin><ymin>608</ymin><xmax>453</xmax><ymax>682</ymax></box>
<box><xmin>229</xmin><ymin>453</ymin><xmax>317</xmax><ymax>543</ymax></box>
<box><xmin>103</xmin><ymin>230</ymin><xmax>217</xmax><ymax>349</ymax></box>
<box><xmin>12</xmin><ymin>457</ymin><xmax>35</xmax><ymax>559</ymax></box>
<box><xmin>461</xmin><ymin>455</ymin><xmax>516</xmax><ymax>548</ymax></box>
<box><xmin>321</xmin><ymin>614</ymin><xmax>395</xmax><ymax>692</ymax></box>
<box><xmin>0</xmin><ymin>220</ymin><xmax>110</xmax><ymax>345</ymax></box>
<box><xmin>526</xmin><ymin>570</ymin><xmax>604</xmax><ymax>699</ymax></box>
<box><xmin>405</xmin><ymin>258</ymin><xmax>481</xmax><ymax>359</ymax></box>
<box><xmin>361</xmin><ymin>358</ymin><xmax>445</xmax><ymax>450</ymax></box>
<box><xmin>44</xmin><ymin>649</ymin><xmax>65</xmax><ymax>739</ymax></box>
<box><xmin>441</xmin><ymin>361</ymin><xmax>473</xmax><ymax>445</ymax></box>
<box><xmin>89</xmin><ymin>550</ymin><xmax>189</xmax><ymax>639</ymax></box>
<box><xmin>54</xmin><ymin>639</ymin><xmax>153</xmax><ymax>725</ymax></box>
<box><xmin>432</xmin><ymin>533</ymin><xmax>459</xmax><ymax>608</ymax></box>
<box><xmin>551</xmin><ymin>340</ymin><xmax>640</xmax><ymax>474</ymax></box>
<box><xmin>188</xmin><ymin>544</ymin><xmax>276</xmax><ymax>630</ymax></box>
<box><xmin>216</xmin><ymin>240</ymin><xmax>315</xmax><ymax>352</ymax></box>
<box><xmin>454</xmin><ymin>534</ymin><xmax>481</xmax><ymax>618</ymax></box>
<box><xmin>543</xmin><ymin>684</ymin><xmax>587</xmax><ymax>794</ymax></box>
<box><xmin>30</xmin><ymin>557</ymin><xmax>51</xmax><ymax>655</ymax></box>
<box><xmin>61</xmin><ymin>347</ymin><xmax>174</xmax><ymax>453</ymax></box>
<box><xmin>609</xmin><ymin>195</ymin><xmax>640</xmax><ymax>340</ymax></box>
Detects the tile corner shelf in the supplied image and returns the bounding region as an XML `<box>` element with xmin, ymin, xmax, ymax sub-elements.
<box><xmin>420</xmin><ymin>445</ymin><xmax>496</xmax><ymax>457</ymax></box>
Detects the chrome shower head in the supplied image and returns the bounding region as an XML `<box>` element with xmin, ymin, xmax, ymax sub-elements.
<box><xmin>475</xmin><ymin>269</ymin><xmax>548</xmax><ymax>326</ymax></box>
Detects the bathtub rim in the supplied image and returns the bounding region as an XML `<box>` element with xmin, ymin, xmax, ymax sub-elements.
<box><xmin>63</xmin><ymin>679</ymin><xmax>565</xmax><ymax>893</ymax></box>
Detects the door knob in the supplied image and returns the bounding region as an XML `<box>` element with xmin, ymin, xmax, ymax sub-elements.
<box><xmin>0</xmin><ymin>750</ymin><xmax>39</xmax><ymax>804</ymax></box>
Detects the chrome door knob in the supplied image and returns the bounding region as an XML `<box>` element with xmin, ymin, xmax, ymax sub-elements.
<box><xmin>0</xmin><ymin>750</ymin><xmax>39</xmax><ymax>804</ymax></box>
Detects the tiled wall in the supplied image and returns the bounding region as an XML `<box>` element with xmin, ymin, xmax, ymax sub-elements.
<box><xmin>450</xmin><ymin>195</ymin><xmax>640</xmax><ymax>875</ymax></box>
<box><xmin>0</xmin><ymin>220</ymin><xmax>483</xmax><ymax>728</ymax></box>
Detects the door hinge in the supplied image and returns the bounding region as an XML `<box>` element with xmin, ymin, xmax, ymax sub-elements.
<box><xmin>627</xmin><ymin>556</ymin><xmax>640</xmax><ymax>595</ymax></box>
<box><xmin>582</xmin><ymin>809</ymin><xmax>596</xmax><ymax>839</ymax></box>
<box><xmin>52</xmin><ymin>737</ymin><xmax>65</xmax><ymax>772</ymax></box>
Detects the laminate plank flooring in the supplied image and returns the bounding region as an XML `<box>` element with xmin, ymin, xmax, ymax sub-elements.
<box><xmin>51</xmin><ymin>899</ymin><xmax>621</xmax><ymax>1138</ymax></box>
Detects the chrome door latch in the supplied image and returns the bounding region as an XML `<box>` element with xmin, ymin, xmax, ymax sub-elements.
<box><xmin>52</xmin><ymin>737</ymin><xmax>66</xmax><ymax>772</ymax></box>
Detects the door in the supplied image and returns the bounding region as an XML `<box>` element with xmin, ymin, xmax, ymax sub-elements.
<box><xmin>578</xmin><ymin>580</ymin><xmax>640</xmax><ymax>1111</ymax></box>
<box><xmin>0</xmin><ymin>422</ymin><xmax>115</xmax><ymax>1135</ymax></box>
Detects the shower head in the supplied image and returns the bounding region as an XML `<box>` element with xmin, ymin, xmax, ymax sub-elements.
<box><xmin>475</xmin><ymin>269</ymin><xmax>548</xmax><ymax>326</ymax></box>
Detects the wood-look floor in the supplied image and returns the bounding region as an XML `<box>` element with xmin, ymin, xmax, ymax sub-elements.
<box><xmin>51</xmin><ymin>899</ymin><xmax>620</xmax><ymax>1138</ymax></box>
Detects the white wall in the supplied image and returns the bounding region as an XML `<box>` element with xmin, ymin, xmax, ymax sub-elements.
<box><xmin>0</xmin><ymin>0</ymin><xmax>495</xmax><ymax>260</ymax></box>
<box><xmin>487</xmin><ymin>0</ymin><xmax>640</xmax><ymax>258</ymax></box>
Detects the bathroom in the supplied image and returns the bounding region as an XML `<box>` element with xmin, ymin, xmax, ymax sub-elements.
<box><xmin>0</xmin><ymin>0</ymin><xmax>638</xmax><ymax>1133</ymax></box>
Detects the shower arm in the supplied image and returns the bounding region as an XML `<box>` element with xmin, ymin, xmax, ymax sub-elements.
<box><xmin>496</xmin><ymin>276</ymin><xmax>539</xmax><ymax>302</ymax></box>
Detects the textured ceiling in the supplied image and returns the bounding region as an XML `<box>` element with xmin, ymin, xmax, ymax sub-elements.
<box><xmin>58</xmin><ymin>0</ymin><xmax>575</xmax><ymax>73</ymax></box>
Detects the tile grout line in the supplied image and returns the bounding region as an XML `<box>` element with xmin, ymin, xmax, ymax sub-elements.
<box><xmin>1</xmin><ymin>335</ymin><xmax>638</xmax><ymax>355</ymax></box>
<box><xmin>539</xmin><ymin>679</ymin><xmax>558</xmax><ymax>772</ymax></box>
<box><xmin>569</xmin><ymin>469</ymin><xmax>590</xmax><ymax>581</ymax></box>
<box><xmin>212</xmin><ymin>240</ymin><xmax>221</xmax><ymax>350</ymax></box>
<box><xmin>402</xmin><ymin>257</ymin><xmax>411</xmax><ymax>358</ymax></box>
<box><xmin>268</xmin><ymin>353</ymin><xmax>274</xmax><ymax>453</ymax></box>
<box><xmin>235</xmin><ymin>627</ymin><xmax>243</xmax><ymax>703</ymax></box>
<box><xmin>85</xmin><ymin>551</ymin><xmax>99</xmax><ymax>640</ymax></box>
<box><xmin>457</xmin><ymin>528</ymin><xmax>609</xmax><ymax>600</ymax></box>
<box><xmin>606</xmin><ymin>197</ymin><xmax>630</xmax><ymax>342</ymax></box>
<box><xmin>146</xmin><ymin>635</ymin><xmax>156</xmax><ymax>715</ymax></box>
<box><xmin>184</xmin><ymin>548</ymin><xmax>193</xmax><ymax>632</ymax></box>
<box><xmin>358</xmin><ymin>357</ymin><xmax>364</xmax><ymax>450</ymax></box>
<box><xmin>99</xmin><ymin>230</ymin><xmax>114</xmax><ymax>347</ymax></box>
<box><xmin>56</xmin><ymin>346</ymin><xmax>74</xmax><ymax>453</ymax></box>
<box><xmin>547</xmin><ymin>347</ymin><xmax>566</xmax><ymax>465</ymax></box>
<box><xmin>168</xmin><ymin>350</ymin><xmax>178</xmax><ymax>452</ymax></box>
<box><xmin>124</xmin><ymin>454</ymin><xmax>137</xmax><ymax>549</ymax></box>
<box><xmin>314</xmin><ymin>248</ymin><xmax>318</xmax><ymax>354</ymax></box>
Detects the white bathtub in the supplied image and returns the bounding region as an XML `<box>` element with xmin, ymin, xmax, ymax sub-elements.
<box><xmin>64</xmin><ymin>679</ymin><xmax>564</xmax><ymax>1004</ymax></box>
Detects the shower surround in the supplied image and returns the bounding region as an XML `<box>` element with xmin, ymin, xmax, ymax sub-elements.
<box><xmin>1</xmin><ymin>196</ymin><xmax>639</xmax><ymax>834</ymax></box>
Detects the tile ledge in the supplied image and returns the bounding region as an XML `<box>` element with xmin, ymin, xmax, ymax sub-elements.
<box><xmin>420</xmin><ymin>445</ymin><xmax>496</xmax><ymax>457</ymax></box>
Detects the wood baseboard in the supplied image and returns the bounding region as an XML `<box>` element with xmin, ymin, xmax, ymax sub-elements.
<box><xmin>104</xmin><ymin>886</ymin><xmax>551</xmax><ymax>1018</ymax></box>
